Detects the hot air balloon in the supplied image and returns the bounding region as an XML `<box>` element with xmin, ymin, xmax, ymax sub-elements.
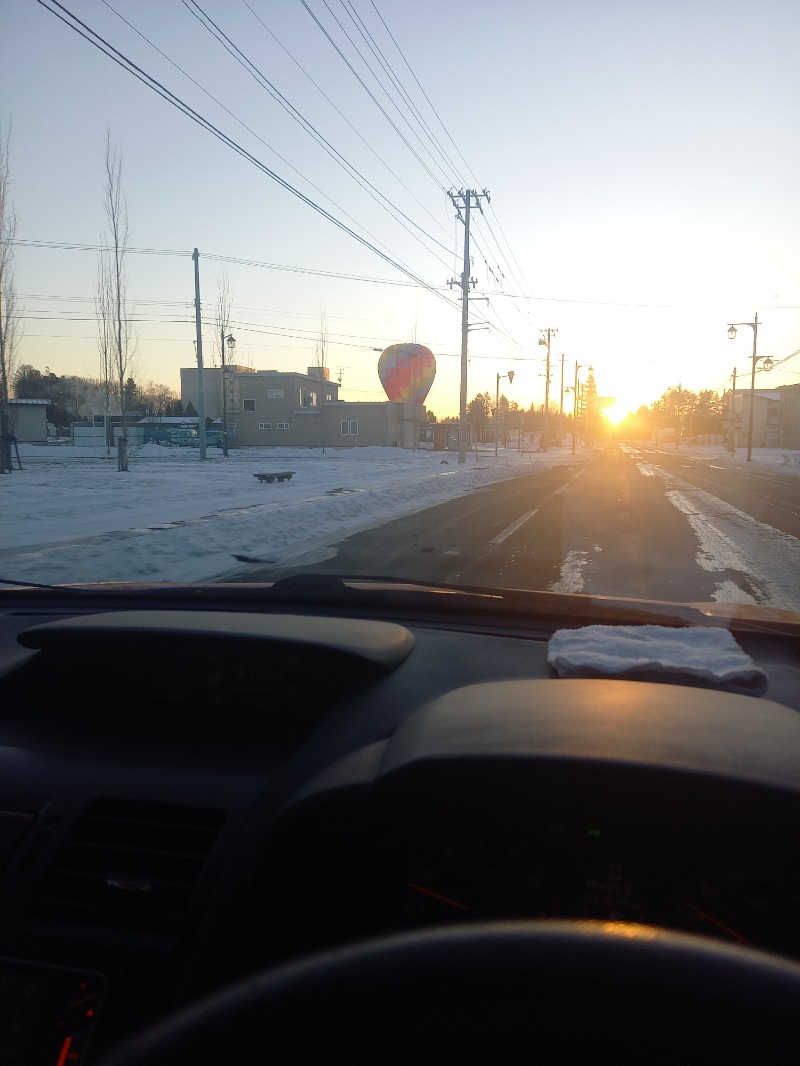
<box><xmin>377</xmin><ymin>343</ymin><xmax>436</xmax><ymax>405</ymax></box>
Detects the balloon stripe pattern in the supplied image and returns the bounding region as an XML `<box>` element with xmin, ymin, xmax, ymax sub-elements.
<box><xmin>377</xmin><ymin>344</ymin><xmax>436</xmax><ymax>406</ymax></box>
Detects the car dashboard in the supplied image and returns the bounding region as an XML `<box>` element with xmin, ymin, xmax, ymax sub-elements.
<box><xmin>1</xmin><ymin>584</ymin><xmax>800</xmax><ymax>1063</ymax></box>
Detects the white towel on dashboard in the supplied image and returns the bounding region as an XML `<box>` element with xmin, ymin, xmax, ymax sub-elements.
<box><xmin>547</xmin><ymin>624</ymin><xmax>768</xmax><ymax>696</ymax></box>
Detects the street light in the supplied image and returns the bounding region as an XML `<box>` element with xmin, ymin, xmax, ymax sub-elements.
<box><xmin>495</xmin><ymin>371</ymin><xmax>514</xmax><ymax>458</ymax></box>
<box><xmin>726</xmin><ymin>313</ymin><xmax>772</xmax><ymax>462</ymax></box>
<box><xmin>221</xmin><ymin>331</ymin><xmax>235</xmax><ymax>457</ymax></box>
<box><xmin>565</xmin><ymin>362</ymin><xmax>585</xmax><ymax>455</ymax></box>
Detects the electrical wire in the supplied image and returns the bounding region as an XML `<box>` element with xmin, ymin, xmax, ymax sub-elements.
<box><xmin>369</xmin><ymin>0</ymin><xmax>480</xmax><ymax>189</ymax></box>
<box><xmin>301</xmin><ymin>0</ymin><xmax>444</xmax><ymax>188</ymax></box>
<box><xmin>99</xmin><ymin>0</ymin><xmax>443</xmax><ymax>270</ymax></box>
<box><xmin>181</xmin><ymin>0</ymin><xmax>453</xmax><ymax>267</ymax></box>
<box><xmin>362</xmin><ymin>1</ymin><xmax>534</xmax><ymax>299</ymax></box>
<box><xmin>239</xmin><ymin>1</ymin><xmax>454</xmax><ymax>247</ymax></box>
<box><xmin>34</xmin><ymin>0</ymin><xmax>462</xmax><ymax>316</ymax></box>
<box><xmin>339</xmin><ymin>0</ymin><xmax>469</xmax><ymax>189</ymax></box>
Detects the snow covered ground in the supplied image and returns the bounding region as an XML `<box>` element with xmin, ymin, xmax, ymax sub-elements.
<box><xmin>1</xmin><ymin>442</ymin><xmax>798</xmax><ymax>599</ymax></box>
<box><xmin>0</xmin><ymin>443</ymin><xmax>573</xmax><ymax>585</ymax></box>
<box><xmin>633</xmin><ymin>444</ymin><xmax>800</xmax><ymax>611</ymax></box>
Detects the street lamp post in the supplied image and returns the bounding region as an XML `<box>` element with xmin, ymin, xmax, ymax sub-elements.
<box><xmin>567</xmin><ymin>362</ymin><xmax>585</xmax><ymax>455</ymax></box>
<box><xmin>538</xmin><ymin>328</ymin><xmax>557</xmax><ymax>451</ymax></box>
<box><xmin>495</xmin><ymin>371</ymin><xmax>514</xmax><ymax>458</ymax></box>
<box><xmin>727</xmin><ymin>314</ymin><xmax>772</xmax><ymax>463</ymax></box>
<box><xmin>221</xmin><ymin>331</ymin><xmax>236</xmax><ymax>457</ymax></box>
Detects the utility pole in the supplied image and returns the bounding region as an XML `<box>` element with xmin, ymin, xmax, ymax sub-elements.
<box><xmin>728</xmin><ymin>366</ymin><xmax>737</xmax><ymax>454</ymax></box>
<box><xmin>538</xmin><ymin>328</ymin><xmax>558</xmax><ymax>451</ymax></box>
<box><xmin>571</xmin><ymin>360</ymin><xmax>582</xmax><ymax>455</ymax></box>
<box><xmin>559</xmin><ymin>352</ymin><xmax>565</xmax><ymax>448</ymax></box>
<box><xmin>448</xmin><ymin>188</ymin><xmax>489</xmax><ymax>464</ymax></box>
<box><xmin>192</xmin><ymin>249</ymin><xmax>207</xmax><ymax>461</ymax></box>
<box><xmin>220</xmin><ymin>327</ymin><xmax>229</xmax><ymax>457</ymax></box>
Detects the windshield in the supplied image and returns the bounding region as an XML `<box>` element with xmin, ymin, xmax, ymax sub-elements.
<box><xmin>1</xmin><ymin>1</ymin><xmax>799</xmax><ymax>610</ymax></box>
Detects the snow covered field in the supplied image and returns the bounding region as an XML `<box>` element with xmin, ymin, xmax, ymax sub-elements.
<box><xmin>1</xmin><ymin>443</ymin><xmax>798</xmax><ymax>596</ymax></box>
<box><xmin>1</xmin><ymin>443</ymin><xmax>570</xmax><ymax>585</ymax></box>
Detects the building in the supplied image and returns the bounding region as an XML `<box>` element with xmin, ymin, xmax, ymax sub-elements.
<box><xmin>180</xmin><ymin>365</ymin><xmax>426</xmax><ymax>449</ymax></box>
<box><xmin>726</xmin><ymin>389</ymin><xmax>781</xmax><ymax>449</ymax></box>
<box><xmin>777</xmin><ymin>383</ymin><xmax>800</xmax><ymax>449</ymax></box>
<box><xmin>6</xmin><ymin>399</ymin><xmax>49</xmax><ymax>441</ymax></box>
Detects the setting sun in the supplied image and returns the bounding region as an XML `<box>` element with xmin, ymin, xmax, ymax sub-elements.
<box><xmin>602</xmin><ymin>404</ymin><xmax>632</xmax><ymax>425</ymax></box>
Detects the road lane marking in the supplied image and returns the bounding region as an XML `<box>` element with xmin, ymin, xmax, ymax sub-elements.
<box><xmin>490</xmin><ymin>508</ymin><xmax>538</xmax><ymax>545</ymax></box>
<box><xmin>488</xmin><ymin>465</ymin><xmax>585</xmax><ymax>547</ymax></box>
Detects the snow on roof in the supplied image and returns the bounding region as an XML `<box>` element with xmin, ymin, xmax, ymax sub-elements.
<box><xmin>137</xmin><ymin>416</ymin><xmax>199</xmax><ymax>424</ymax></box>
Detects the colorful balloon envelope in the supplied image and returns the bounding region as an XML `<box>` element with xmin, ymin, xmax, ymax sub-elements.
<box><xmin>377</xmin><ymin>344</ymin><xmax>436</xmax><ymax>405</ymax></box>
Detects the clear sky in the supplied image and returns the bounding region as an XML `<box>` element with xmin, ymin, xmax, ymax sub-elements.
<box><xmin>3</xmin><ymin>0</ymin><xmax>799</xmax><ymax>419</ymax></box>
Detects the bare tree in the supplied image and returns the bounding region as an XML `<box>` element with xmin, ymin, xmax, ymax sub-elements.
<box><xmin>314</xmin><ymin>309</ymin><xmax>328</xmax><ymax>453</ymax></box>
<box><xmin>0</xmin><ymin>124</ymin><xmax>21</xmax><ymax>473</ymax></box>
<box><xmin>96</xmin><ymin>252</ymin><xmax>115</xmax><ymax>454</ymax></box>
<box><xmin>213</xmin><ymin>272</ymin><xmax>233</xmax><ymax>369</ymax></box>
<box><xmin>139</xmin><ymin>379</ymin><xmax>178</xmax><ymax>417</ymax></box>
<box><xmin>99</xmin><ymin>131</ymin><xmax>135</xmax><ymax>470</ymax></box>
<box><xmin>213</xmin><ymin>271</ymin><xmax>233</xmax><ymax>455</ymax></box>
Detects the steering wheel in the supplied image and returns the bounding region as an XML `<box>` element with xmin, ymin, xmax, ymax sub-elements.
<box><xmin>100</xmin><ymin>921</ymin><xmax>800</xmax><ymax>1064</ymax></box>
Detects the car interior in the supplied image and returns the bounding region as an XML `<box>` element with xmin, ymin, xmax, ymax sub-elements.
<box><xmin>2</xmin><ymin>578</ymin><xmax>800</xmax><ymax>1063</ymax></box>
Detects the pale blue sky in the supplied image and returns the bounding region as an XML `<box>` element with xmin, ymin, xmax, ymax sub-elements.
<box><xmin>3</xmin><ymin>0</ymin><xmax>799</xmax><ymax>417</ymax></box>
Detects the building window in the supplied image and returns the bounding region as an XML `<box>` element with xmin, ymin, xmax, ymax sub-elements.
<box><xmin>258</xmin><ymin>422</ymin><xmax>271</xmax><ymax>430</ymax></box>
<box><xmin>300</xmin><ymin>389</ymin><xmax>318</xmax><ymax>408</ymax></box>
<box><xmin>267</xmin><ymin>389</ymin><xmax>285</xmax><ymax>399</ymax></box>
<box><xmin>277</xmin><ymin>422</ymin><xmax>289</xmax><ymax>430</ymax></box>
<box><xmin>341</xmin><ymin>420</ymin><xmax>358</xmax><ymax>436</ymax></box>
<box><xmin>243</xmin><ymin>398</ymin><xmax>256</xmax><ymax>412</ymax></box>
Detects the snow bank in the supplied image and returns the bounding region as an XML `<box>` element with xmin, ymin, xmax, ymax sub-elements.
<box><xmin>1</xmin><ymin>446</ymin><xmax>576</xmax><ymax>584</ymax></box>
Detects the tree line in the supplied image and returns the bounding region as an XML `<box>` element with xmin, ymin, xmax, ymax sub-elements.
<box><xmin>613</xmin><ymin>388</ymin><xmax>728</xmax><ymax>442</ymax></box>
<box><xmin>12</xmin><ymin>365</ymin><xmax>185</xmax><ymax>432</ymax></box>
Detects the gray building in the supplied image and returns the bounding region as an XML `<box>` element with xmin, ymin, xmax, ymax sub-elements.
<box><xmin>727</xmin><ymin>389</ymin><xmax>781</xmax><ymax>449</ymax></box>
<box><xmin>777</xmin><ymin>383</ymin><xmax>800</xmax><ymax>449</ymax></box>
<box><xmin>6</xmin><ymin>399</ymin><xmax>49</xmax><ymax>441</ymax></box>
<box><xmin>180</xmin><ymin>365</ymin><xmax>425</xmax><ymax>449</ymax></box>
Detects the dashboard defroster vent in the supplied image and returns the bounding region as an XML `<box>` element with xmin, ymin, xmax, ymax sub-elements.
<box><xmin>35</xmin><ymin>797</ymin><xmax>225</xmax><ymax>940</ymax></box>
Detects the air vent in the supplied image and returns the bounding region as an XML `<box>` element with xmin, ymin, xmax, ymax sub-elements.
<box><xmin>35</xmin><ymin>798</ymin><xmax>225</xmax><ymax>940</ymax></box>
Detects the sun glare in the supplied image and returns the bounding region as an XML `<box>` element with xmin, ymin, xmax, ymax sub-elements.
<box><xmin>602</xmin><ymin>404</ymin><xmax>631</xmax><ymax>425</ymax></box>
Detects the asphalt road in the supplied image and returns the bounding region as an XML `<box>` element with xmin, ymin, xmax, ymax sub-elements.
<box><xmin>238</xmin><ymin>444</ymin><xmax>799</xmax><ymax>602</ymax></box>
<box><xmin>632</xmin><ymin>447</ymin><xmax>800</xmax><ymax>539</ymax></box>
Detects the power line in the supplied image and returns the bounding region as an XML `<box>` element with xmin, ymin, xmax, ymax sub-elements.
<box><xmin>7</xmin><ymin>238</ymin><xmax>189</xmax><ymax>256</ymax></box>
<box><xmin>301</xmin><ymin>0</ymin><xmax>444</xmax><ymax>188</ymax></box>
<box><xmin>363</xmin><ymin>0</ymin><xmax>536</xmax><ymax>298</ymax></box>
<box><xmin>369</xmin><ymin>0</ymin><xmax>481</xmax><ymax>189</ymax></box>
<box><xmin>181</xmin><ymin>0</ymin><xmax>452</xmax><ymax>267</ymax></box>
<box><xmin>35</xmin><ymin>0</ymin><xmax>462</xmax><ymax>316</ymax></box>
<box><xmin>100</xmin><ymin>0</ymin><xmax>441</xmax><ymax>269</ymax></box>
<box><xmin>16</xmin><ymin>238</ymin><xmax>794</xmax><ymax>317</ymax></box>
<box><xmin>239</xmin><ymin>0</ymin><xmax>454</xmax><ymax>247</ymax></box>
<box><xmin>336</xmin><ymin>0</ymin><xmax>464</xmax><ymax>187</ymax></box>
